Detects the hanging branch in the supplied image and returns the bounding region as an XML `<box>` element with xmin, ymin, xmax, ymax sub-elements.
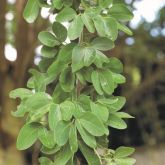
<box><xmin>10</xmin><ymin>0</ymin><xmax>136</xmax><ymax>164</ymax></box>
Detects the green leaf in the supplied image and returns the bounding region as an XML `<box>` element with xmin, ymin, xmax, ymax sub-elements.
<box><xmin>39</xmin><ymin>157</ymin><xmax>53</xmax><ymax>165</ymax></box>
<box><xmin>29</xmin><ymin>69</ymin><xmax>46</xmax><ymax>92</ymax></box>
<box><xmin>49</xmin><ymin>104</ymin><xmax>62</xmax><ymax>131</ymax></box>
<box><xmin>109</xmin><ymin>4</ymin><xmax>133</xmax><ymax>21</ymax></box>
<box><xmin>99</xmin><ymin>0</ymin><xmax>113</xmax><ymax>8</ymax></box>
<box><xmin>115</xmin><ymin>146</ymin><xmax>135</xmax><ymax>158</ymax></box>
<box><xmin>108</xmin><ymin>96</ymin><xmax>126</xmax><ymax>112</ymax></box>
<box><xmin>71</xmin><ymin>45</ymin><xmax>84</xmax><ymax>72</ymax></box>
<box><xmin>41</xmin><ymin>145</ymin><xmax>60</xmax><ymax>155</ymax></box>
<box><xmin>41</xmin><ymin>46</ymin><xmax>58</xmax><ymax>58</ymax></box>
<box><xmin>38</xmin><ymin>127</ymin><xmax>55</xmax><ymax>148</ymax></box>
<box><xmin>97</xmin><ymin>98</ymin><xmax>118</xmax><ymax>105</ymax></box>
<box><xmin>107</xmin><ymin>57</ymin><xmax>123</xmax><ymax>73</ymax></box>
<box><xmin>11</xmin><ymin>100</ymin><xmax>28</xmax><ymax>117</ymax></box>
<box><xmin>103</xmin><ymin>17</ymin><xmax>118</xmax><ymax>41</ymax></box>
<box><xmin>83</xmin><ymin>47</ymin><xmax>96</xmax><ymax>67</ymax></box>
<box><xmin>107</xmin><ymin>113</ymin><xmax>127</xmax><ymax>129</ymax></box>
<box><xmin>91</xmin><ymin>37</ymin><xmax>114</xmax><ymax>51</ymax></box>
<box><xmin>38</xmin><ymin>31</ymin><xmax>60</xmax><ymax>47</ymax></box>
<box><xmin>117</xmin><ymin>22</ymin><xmax>133</xmax><ymax>36</ymax></box>
<box><xmin>52</xmin><ymin>0</ymin><xmax>63</xmax><ymax>9</ymax></box>
<box><xmin>60</xmin><ymin>67</ymin><xmax>75</xmax><ymax>92</ymax></box>
<box><xmin>68</xmin><ymin>15</ymin><xmax>84</xmax><ymax>40</ymax></box>
<box><xmin>64</xmin><ymin>0</ymin><xmax>73</xmax><ymax>7</ymax></box>
<box><xmin>52</xmin><ymin>84</ymin><xmax>71</xmax><ymax>104</ymax></box>
<box><xmin>47</xmin><ymin>60</ymin><xmax>66</xmax><ymax>82</ymax></box>
<box><xmin>79</xmin><ymin>112</ymin><xmax>106</xmax><ymax>136</ymax></box>
<box><xmin>94</xmin><ymin>50</ymin><xmax>109</xmax><ymax>68</ymax></box>
<box><xmin>99</xmin><ymin>70</ymin><xmax>114</xmax><ymax>95</ymax></box>
<box><xmin>23</xmin><ymin>0</ymin><xmax>40</xmax><ymax>23</ymax></box>
<box><xmin>69</xmin><ymin>124</ymin><xmax>78</xmax><ymax>153</ymax></box>
<box><xmin>54</xmin><ymin>144</ymin><xmax>73</xmax><ymax>165</ymax></box>
<box><xmin>81</xmin><ymin>13</ymin><xmax>95</xmax><ymax>33</ymax></box>
<box><xmin>9</xmin><ymin>88</ymin><xmax>33</xmax><ymax>99</ymax></box>
<box><xmin>112</xmin><ymin>73</ymin><xmax>126</xmax><ymax>84</ymax></box>
<box><xmin>91</xmin><ymin>71</ymin><xmax>103</xmax><ymax>95</ymax></box>
<box><xmin>90</xmin><ymin>102</ymin><xmax>109</xmax><ymax>123</ymax></box>
<box><xmin>16</xmin><ymin>123</ymin><xmax>40</xmax><ymax>150</ymax></box>
<box><xmin>116</xmin><ymin>112</ymin><xmax>134</xmax><ymax>119</ymax></box>
<box><xmin>52</xmin><ymin>22</ymin><xmax>67</xmax><ymax>42</ymax></box>
<box><xmin>115</xmin><ymin>158</ymin><xmax>136</xmax><ymax>165</ymax></box>
<box><xmin>79</xmin><ymin>141</ymin><xmax>101</xmax><ymax>165</ymax></box>
<box><xmin>29</xmin><ymin>102</ymin><xmax>52</xmax><ymax>122</ymax></box>
<box><xmin>55</xmin><ymin>121</ymin><xmax>70</xmax><ymax>146</ymax></box>
<box><xmin>75</xmin><ymin>120</ymin><xmax>96</xmax><ymax>148</ymax></box>
<box><xmin>93</xmin><ymin>15</ymin><xmax>106</xmax><ymax>36</ymax></box>
<box><xmin>60</xmin><ymin>101</ymin><xmax>74</xmax><ymax>121</ymax></box>
<box><xmin>56</xmin><ymin>7</ymin><xmax>77</xmax><ymax>22</ymax></box>
<box><xmin>25</xmin><ymin>92</ymin><xmax>51</xmax><ymax>109</ymax></box>
<box><xmin>57</xmin><ymin>43</ymin><xmax>76</xmax><ymax>63</ymax></box>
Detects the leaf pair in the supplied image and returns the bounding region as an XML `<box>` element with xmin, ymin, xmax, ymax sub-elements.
<box><xmin>92</xmin><ymin>69</ymin><xmax>115</xmax><ymax>95</ymax></box>
<box><xmin>106</xmin><ymin>146</ymin><xmax>136</xmax><ymax>165</ymax></box>
<box><xmin>17</xmin><ymin>123</ymin><xmax>55</xmax><ymax>150</ymax></box>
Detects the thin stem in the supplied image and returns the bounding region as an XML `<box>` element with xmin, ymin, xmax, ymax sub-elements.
<box><xmin>32</xmin><ymin>142</ymin><xmax>41</xmax><ymax>165</ymax></box>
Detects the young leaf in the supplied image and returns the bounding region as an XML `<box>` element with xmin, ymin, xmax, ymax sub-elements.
<box><xmin>75</xmin><ymin>120</ymin><xmax>96</xmax><ymax>148</ymax></box>
<box><xmin>52</xmin><ymin>22</ymin><xmax>67</xmax><ymax>42</ymax></box>
<box><xmin>115</xmin><ymin>146</ymin><xmax>135</xmax><ymax>158</ymax></box>
<box><xmin>79</xmin><ymin>112</ymin><xmax>106</xmax><ymax>136</ymax></box>
<box><xmin>91</xmin><ymin>37</ymin><xmax>114</xmax><ymax>51</ymax></box>
<box><xmin>91</xmin><ymin>70</ymin><xmax>104</xmax><ymax>95</ymax></box>
<box><xmin>38</xmin><ymin>31</ymin><xmax>60</xmax><ymax>47</ymax></box>
<box><xmin>56</xmin><ymin>7</ymin><xmax>77</xmax><ymax>22</ymax></box>
<box><xmin>68</xmin><ymin>15</ymin><xmax>84</xmax><ymax>40</ymax></box>
<box><xmin>79</xmin><ymin>141</ymin><xmax>101</xmax><ymax>165</ymax></box>
<box><xmin>69</xmin><ymin>124</ymin><xmax>78</xmax><ymax>153</ymax></box>
<box><xmin>16</xmin><ymin>123</ymin><xmax>40</xmax><ymax>150</ymax></box>
<box><xmin>23</xmin><ymin>0</ymin><xmax>40</xmax><ymax>23</ymax></box>
<box><xmin>55</xmin><ymin>120</ymin><xmax>70</xmax><ymax>146</ymax></box>
<box><xmin>60</xmin><ymin>67</ymin><xmax>75</xmax><ymax>92</ymax></box>
<box><xmin>107</xmin><ymin>113</ymin><xmax>127</xmax><ymax>129</ymax></box>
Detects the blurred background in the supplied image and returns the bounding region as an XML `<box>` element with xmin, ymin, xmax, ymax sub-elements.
<box><xmin>0</xmin><ymin>0</ymin><xmax>165</xmax><ymax>164</ymax></box>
